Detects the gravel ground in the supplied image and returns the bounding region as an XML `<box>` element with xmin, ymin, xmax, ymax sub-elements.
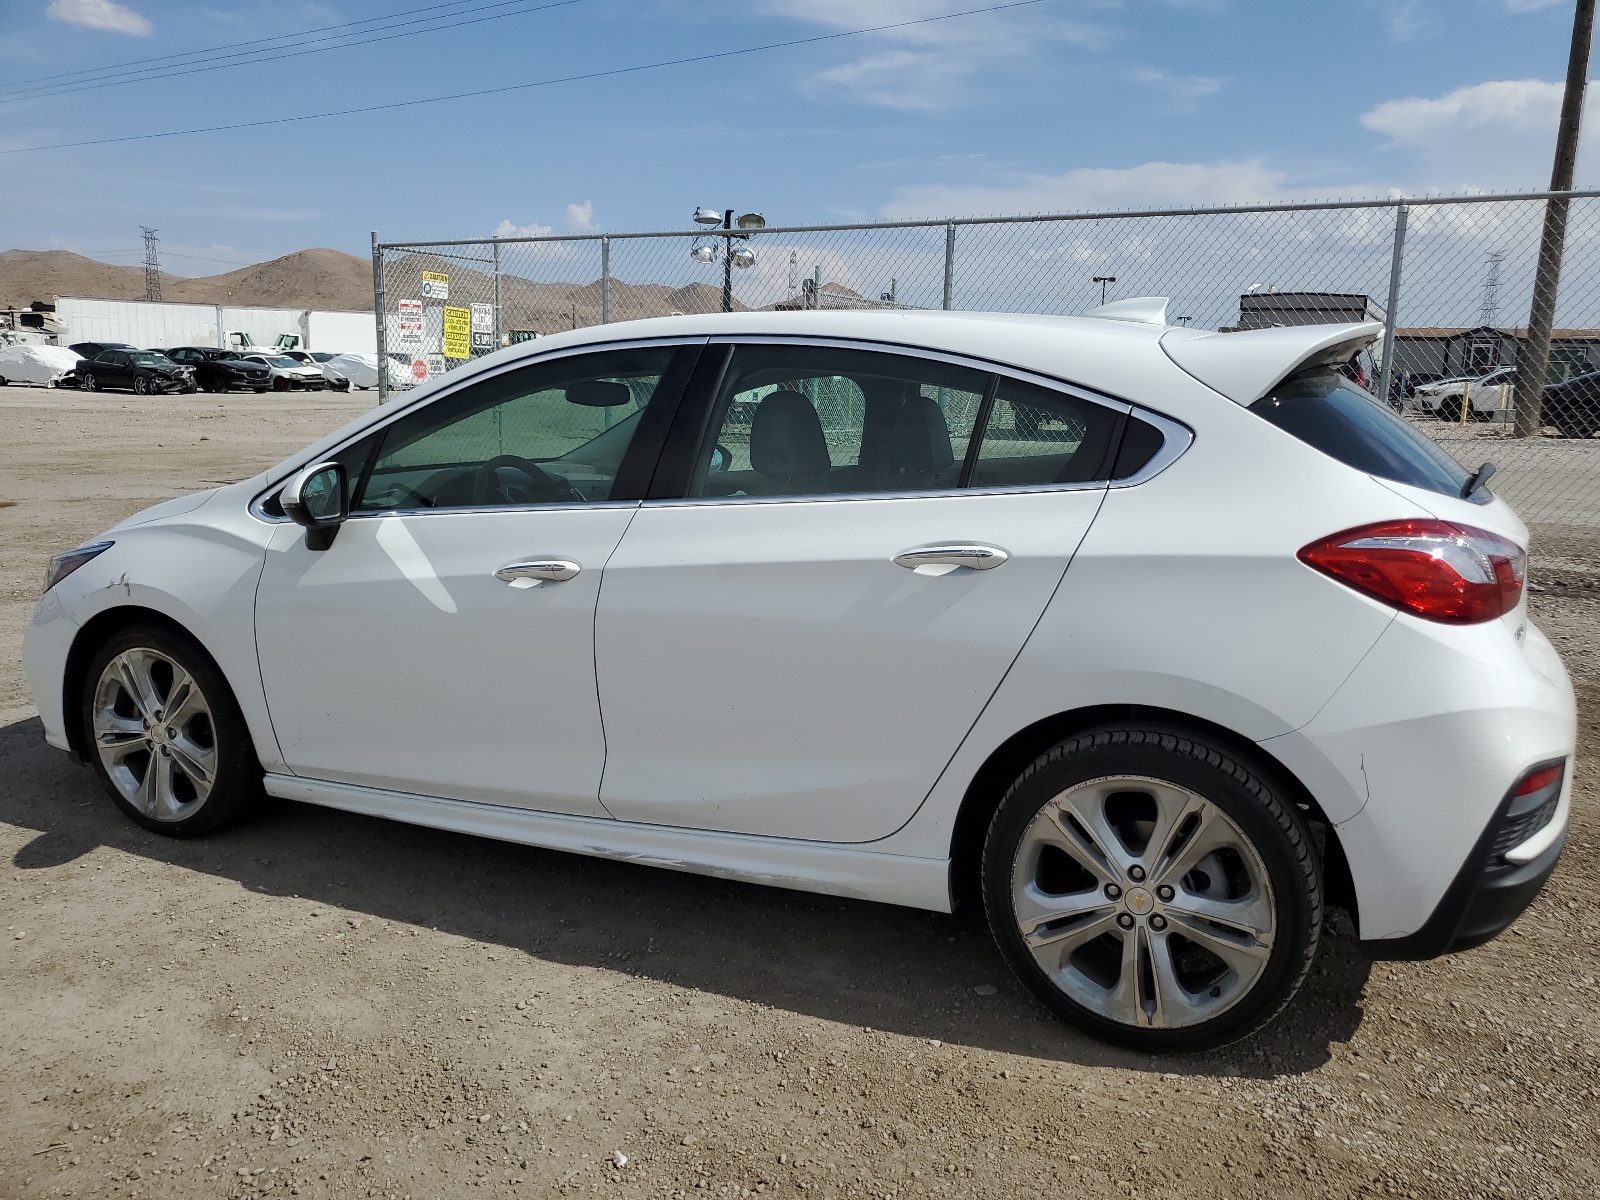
<box><xmin>1</xmin><ymin>385</ymin><xmax>1595</xmax><ymax>1200</ymax></box>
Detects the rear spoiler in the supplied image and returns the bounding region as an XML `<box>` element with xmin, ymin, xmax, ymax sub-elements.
<box><xmin>1160</xmin><ymin>321</ymin><xmax>1382</xmax><ymax>406</ymax></box>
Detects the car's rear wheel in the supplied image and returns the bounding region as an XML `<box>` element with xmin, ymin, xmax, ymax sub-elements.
<box><xmin>982</xmin><ymin>725</ymin><xmax>1320</xmax><ymax>1052</ymax></box>
<box><xmin>82</xmin><ymin>372</ymin><xmax>98</xmax><ymax>392</ymax></box>
<box><xmin>81</xmin><ymin>623</ymin><xmax>265</xmax><ymax>838</ymax></box>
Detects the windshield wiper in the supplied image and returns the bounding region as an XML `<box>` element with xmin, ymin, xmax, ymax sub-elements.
<box><xmin>1461</xmin><ymin>460</ymin><xmax>1496</xmax><ymax>499</ymax></box>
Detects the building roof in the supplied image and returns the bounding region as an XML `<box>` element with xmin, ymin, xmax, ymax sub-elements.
<box><xmin>1396</xmin><ymin>325</ymin><xmax>1600</xmax><ymax>341</ymax></box>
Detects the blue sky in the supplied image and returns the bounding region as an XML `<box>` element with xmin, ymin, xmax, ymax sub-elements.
<box><xmin>0</xmin><ymin>0</ymin><xmax>1592</xmax><ymax>276</ymax></box>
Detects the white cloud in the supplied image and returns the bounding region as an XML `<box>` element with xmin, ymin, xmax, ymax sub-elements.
<box><xmin>763</xmin><ymin>0</ymin><xmax>1105</xmax><ymax>112</ymax></box>
<box><xmin>46</xmin><ymin>0</ymin><xmax>153</xmax><ymax>35</ymax></box>
<box><xmin>882</xmin><ymin>160</ymin><xmax>1292</xmax><ymax>219</ymax></box>
<box><xmin>565</xmin><ymin>201</ymin><xmax>595</xmax><ymax>231</ymax></box>
<box><xmin>1379</xmin><ymin>0</ymin><xmax>1431</xmax><ymax>40</ymax></box>
<box><xmin>1360</xmin><ymin>78</ymin><xmax>1595</xmax><ymax>190</ymax></box>
<box><xmin>495</xmin><ymin>218</ymin><xmax>553</xmax><ymax>238</ymax></box>
<box><xmin>1132</xmin><ymin>67</ymin><xmax>1228</xmax><ymax>111</ymax></box>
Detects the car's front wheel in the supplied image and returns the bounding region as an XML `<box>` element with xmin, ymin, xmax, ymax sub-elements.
<box><xmin>983</xmin><ymin>725</ymin><xmax>1320</xmax><ymax>1052</ymax></box>
<box><xmin>81</xmin><ymin>623</ymin><xmax>265</xmax><ymax>837</ymax></box>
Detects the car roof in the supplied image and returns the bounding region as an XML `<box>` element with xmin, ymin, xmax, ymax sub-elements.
<box><xmin>427</xmin><ymin>309</ymin><xmax>1378</xmax><ymax>410</ymax></box>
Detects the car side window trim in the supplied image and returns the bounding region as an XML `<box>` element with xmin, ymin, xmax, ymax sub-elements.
<box><xmin>247</xmin><ymin>335</ymin><xmax>709</xmax><ymax>522</ymax></box>
<box><xmin>647</xmin><ymin>335</ymin><xmax>1144</xmax><ymax>504</ymax></box>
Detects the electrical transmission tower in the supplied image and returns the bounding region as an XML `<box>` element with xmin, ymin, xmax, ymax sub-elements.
<box><xmin>141</xmin><ymin>226</ymin><xmax>162</xmax><ymax>301</ymax></box>
<box><xmin>1478</xmin><ymin>250</ymin><xmax>1504</xmax><ymax>327</ymax></box>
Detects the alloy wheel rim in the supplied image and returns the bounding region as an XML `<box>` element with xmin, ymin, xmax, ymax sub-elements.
<box><xmin>1010</xmin><ymin>774</ymin><xmax>1276</xmax><ymax>1030</ymax></box>
<box><xmin>91</xmin><ymin>648</ymin><xmax>218</xmax><ymax>822</ymax></box>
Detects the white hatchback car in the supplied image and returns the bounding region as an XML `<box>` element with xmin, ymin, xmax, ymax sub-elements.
<box><xmin>24</xmin><ymin>305</ymin><xmax>1576</xmax><ymax>1051</ymax></box>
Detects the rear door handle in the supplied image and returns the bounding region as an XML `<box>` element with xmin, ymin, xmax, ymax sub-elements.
<box><xmin>495</xmin><ymin>559</ymin><xmax>580</xmax><ymax>588</ymax></box>
<box><xmin>892</xmin><ymin>544</ymin><xmax>1009</xmax><ymax>575</ymax></box>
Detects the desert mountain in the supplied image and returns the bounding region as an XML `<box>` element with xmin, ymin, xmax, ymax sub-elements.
<box><xmin>2</xmin><ymin>247</ymin><xmax>747</xmax><ymax>331</ymax></box>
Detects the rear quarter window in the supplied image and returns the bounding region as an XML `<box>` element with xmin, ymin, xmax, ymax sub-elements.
<box><xmin>1251</xmin><ymin>367</ymin><xmax>1470</xmax><ymax>498</ymax></box>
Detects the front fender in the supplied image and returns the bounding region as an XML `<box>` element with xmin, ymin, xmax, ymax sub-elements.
<box><xmin>45</xmin><ymin>517</ymin><xmax>282</xmax><ymax>772</ymax></box>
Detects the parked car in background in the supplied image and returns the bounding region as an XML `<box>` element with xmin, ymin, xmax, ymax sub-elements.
<box><xmin>323</xmin><ymin>352</ymin><xmax>380</xmax><ymax>390</ymax></box>
<box><xmin>0</xmin><ymin>343</ymin><xmax>81</xmax><ymax>388</ymax></box>
<box><xmin>67</xmin><ymin>341</ymin><xmax>136</xmax><ymax>360</ymax></box>
<box><xmin>1413</xmin><ymin>367</ymin><xmax>1515</xmax><ymax>421</ymax></box>
<box><xmin>78</xmin><ymin>349</ymin><xmax>195</xmax><ymax>394</ymax></box>
<box><xmin>278</xmin><ymin>349</ymin><xmax>351</xmax><ymax>391</ymax></box>
<box><xmin>1541</xmin><ymin>369</ymin><xmax>1600</xmax><ymax>438</ymax></box>
<box><xmin>25</xmin><ymin>306</ymin><xmax>1575</xmax><ymax>1052</ymax></box>
<box><xmin>241</xmin><ymin>353</ymin><xmax>330</xmax><ymax>392</ymax></box>
<box><xmin>160</xmin><ymin>347</ymin><xmax>273</xmax><ymax>394</ymax></box>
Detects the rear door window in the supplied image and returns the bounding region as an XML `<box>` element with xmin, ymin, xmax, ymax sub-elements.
<box><xmin>1251</xmin><ymin>367</ymin><xmax>1470</xmax><ymax>498</ymax></box>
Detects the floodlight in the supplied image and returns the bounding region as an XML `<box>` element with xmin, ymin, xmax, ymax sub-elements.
<box><xmin>735</xmin><ymin>212</ymin><xmax>766</xmax><ymax>231</ymax></box>
<box><xmin>690</xmin><ymin>244</ymin><xmax>717</xmax><ymax>264</ymax></box>
<box><xmin>693</xmin><ymin>208</ymin><xmax>724</xmax><ymax>226</ymax></box>
<box><xmin>730</xmin><ymin>246</ymin><xmax>757</xmax><ymax>269</ymax></box>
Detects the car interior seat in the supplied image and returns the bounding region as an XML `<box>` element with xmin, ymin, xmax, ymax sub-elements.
<box><xmin>749</xmin><ymin>389</ymin><xmax>832</xmax><ymax>492</ymax></box>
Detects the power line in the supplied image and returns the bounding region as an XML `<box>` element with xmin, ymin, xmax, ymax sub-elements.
<box><xmin>4</xmin><ymin>0</ymin><xmax>535</xmax><ymax>90</ymax></box>
<box><xmin>0</xmin><ymin>0</ymin><xmax>585</xmax><ymax>105</ymax></box>
<box><xmin>2</xmin><ymin>0</ymin><xmax>1051</xmax><ymax>155</ymax></box>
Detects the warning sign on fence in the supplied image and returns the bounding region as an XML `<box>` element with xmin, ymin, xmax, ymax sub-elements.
<box><xmin>397</xmin><ymin>298</ymin><xmax>423</xmax><ymax>346</ymax></box>
<box><xmin>470</xmin><ymin>303</ymin><xmax>495</xmax><ymax>350</ymax></box>
<box><xmin>442</xmin><ymin>305</ymin><xmax>471</xmax><ymax>359</ymax></box>
<box><xmin>421</xmin><ymin>271</ymin><xmax>449</xmax><ymax>300</ymax></box>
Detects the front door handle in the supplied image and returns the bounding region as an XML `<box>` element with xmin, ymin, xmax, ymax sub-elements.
<box><xmin>495</xmin><ymin>559</ymin><xmax>580</xmax><ymax>588</ymax></box>
<box><xmin>892</xmin><ymin>544</ymin><xmax>1009</xmax><ymax>575</ymax></box>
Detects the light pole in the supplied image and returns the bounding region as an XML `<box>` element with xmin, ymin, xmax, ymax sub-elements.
<box><xmin>692</xmin><ymin>207</ymin><xmax>764</xmax><ymax>312</ymax></box>
<box><xmin>1093</xmin><ymin>276</ymin><xmax>1117</xmax><ymax>306</ymax></box>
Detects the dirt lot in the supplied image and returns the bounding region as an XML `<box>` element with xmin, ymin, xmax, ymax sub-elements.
<box><xmin>1</xmin><ymin>385</ymin><xmax>1596</xmax><ymax>1200</ymax></box>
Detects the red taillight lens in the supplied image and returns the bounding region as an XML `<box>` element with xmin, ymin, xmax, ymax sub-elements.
<box><xmin>1515</xmin><ymin>764</ymin><xmax>1563</xmax><ymax>797</ymax></box>
<box><xmin>1298</xmin><ymin>519</ymin><xmax>1525</xmax><ymax>623</ymax></box>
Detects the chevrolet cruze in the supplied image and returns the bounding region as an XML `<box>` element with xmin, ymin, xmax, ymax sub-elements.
<box><xmin>24</xmin><ymin>302</ymin><xmax>1576</xmax><ymax>1050</ymax></box>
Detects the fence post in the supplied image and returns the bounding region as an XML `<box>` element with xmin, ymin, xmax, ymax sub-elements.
<box><xmin>492</xmin><ymin>240</ymin><xmax>503</xmax><ymax>350</ymax></box>
<box><xmin>1377</xmin><ymin>203</ymin><xmax>1408</xmax><ymax>409</ymax></box>
<box><xmin>371</xmin><ymin>231</ymin><xmax>388</xmax><ymax>404</ymax></box>
<box><xmin>601</xmin><ymin>236</ymin><xmax>611</xmax><ymax>324</ymax></box>
<box><xmin>942</xmin><ymin>223</ymin><xmax>956</xmax><ymax>310</ymax></box>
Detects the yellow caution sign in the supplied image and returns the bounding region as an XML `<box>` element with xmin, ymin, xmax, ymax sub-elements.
<box><xmin>442</xmin><ymin>305</ymin><xmax>471</xmax><ymax>359</ymax></box>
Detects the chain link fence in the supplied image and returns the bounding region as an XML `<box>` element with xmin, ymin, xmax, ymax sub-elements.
<box><xmin>374</xmin><ymin>193</ymin><xmax>1600</xmax><ymax>547</ymax></box>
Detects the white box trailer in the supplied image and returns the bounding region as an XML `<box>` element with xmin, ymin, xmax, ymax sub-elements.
<box><xmin>55</xmin><ymin>298</ymin><xmax>377</xmax><ymax>355</ymax></box>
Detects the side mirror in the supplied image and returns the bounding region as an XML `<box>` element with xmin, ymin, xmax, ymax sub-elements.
<box><xmin>708</xmin><ymin>443</ymin><xmax>731</xmax><ymax>473</ymax></box>
<box><xmin>281</xmin><ymin>460</ymin><xmax>347</xmax><ymax>551</ymax></box>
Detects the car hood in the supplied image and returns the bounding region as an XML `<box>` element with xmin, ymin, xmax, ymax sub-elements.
<box><xmin>108</xmin><ymin>488</ymin><xmax>220</xmax><ymax>531</ymax></box>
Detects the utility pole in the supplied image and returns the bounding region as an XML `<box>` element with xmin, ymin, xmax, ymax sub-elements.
<box><xmin>141</xmin><ymin>227</ymin><xmax>162</xmax><ymax>301</ymax></box>
<box><xmin>1514</xmin><ymin>0</ymin><xmax>1595</xmax><ymax>437</ymax></box>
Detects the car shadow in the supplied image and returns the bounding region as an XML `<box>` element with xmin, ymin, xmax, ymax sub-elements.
<box><xmin>1</xmin><ymin>714</ymin><xmax>1371</xmax><ymax>1078</ymax></box>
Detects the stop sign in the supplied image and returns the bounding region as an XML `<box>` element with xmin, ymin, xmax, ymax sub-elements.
<box><xmin>411</xmin><ymin>358</ymin><xmax>428</xmax><ymax>381</ymax></box>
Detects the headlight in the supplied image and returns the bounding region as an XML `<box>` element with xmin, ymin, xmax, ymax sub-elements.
<box><xmin>44</xmin><ymin>540</ymin><xmax>114</xmax><ymax>593</ymax></box>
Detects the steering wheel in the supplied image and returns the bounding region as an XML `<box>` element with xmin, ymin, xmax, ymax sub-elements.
<box><xmin>470</xmin><ymin>455</ymin><xmax>572</xmax><ymax>506</ymax></box>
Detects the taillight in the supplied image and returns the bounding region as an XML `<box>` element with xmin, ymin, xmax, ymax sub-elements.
<box><xmin>1298</xmin><ymin>519</ymin><xmax>1525</xmax><ymax>623</ymax></box>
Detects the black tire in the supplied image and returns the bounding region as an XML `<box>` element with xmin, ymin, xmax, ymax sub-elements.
<box><xmin>1439</xmin><ymin>396</ymin><xmax>1462</xmax><ymax>423</ymax></box>
<box><xmin>133</xmin><ymin>375</ymin><xmax>149</xmax><ymax>395</ymax></box>
<box><xmin>83</xmin><ymin>372</ymin><xmax>99</xmax><ymax>392</ymax></box>
<box><xmin>272</xmin><ymin>376</ymin><xmax>289</xmax><ymax>392</ymax></box>
<box><xmin>80</xmin><ymin>622</ymin><xmax>266</xmax><ymax>838</ymax></box>
<box><xmin>981</xmin><ymin>724</ymin><xmax>1321</xmax><ymax>1052</ymax></box>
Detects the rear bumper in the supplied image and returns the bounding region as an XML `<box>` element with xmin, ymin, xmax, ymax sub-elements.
<box><xmin>1362</xmin><ymin>763</ymin><xmax>1568</xmax><ymax>960</ymax></box>
<box><xmin>1262</xmin><ymin>612</ymin><xmax>1576</xmax><ymax>948</ymax></box>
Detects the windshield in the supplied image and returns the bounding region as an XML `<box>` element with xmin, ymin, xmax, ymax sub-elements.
<box><xmin>265</xmin><ymin>356</ymin><xmax>301</xmax><ymax>368</ymax></box>
<box><xmin>1251</xmin><ymin>367</ymin><xmax>1472</xmax><ymax>498</ymax></box>
<box><xmin>129</xmin><ymin>352</ymin><xmax>172</xmax><ymax>366</ymax></box>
